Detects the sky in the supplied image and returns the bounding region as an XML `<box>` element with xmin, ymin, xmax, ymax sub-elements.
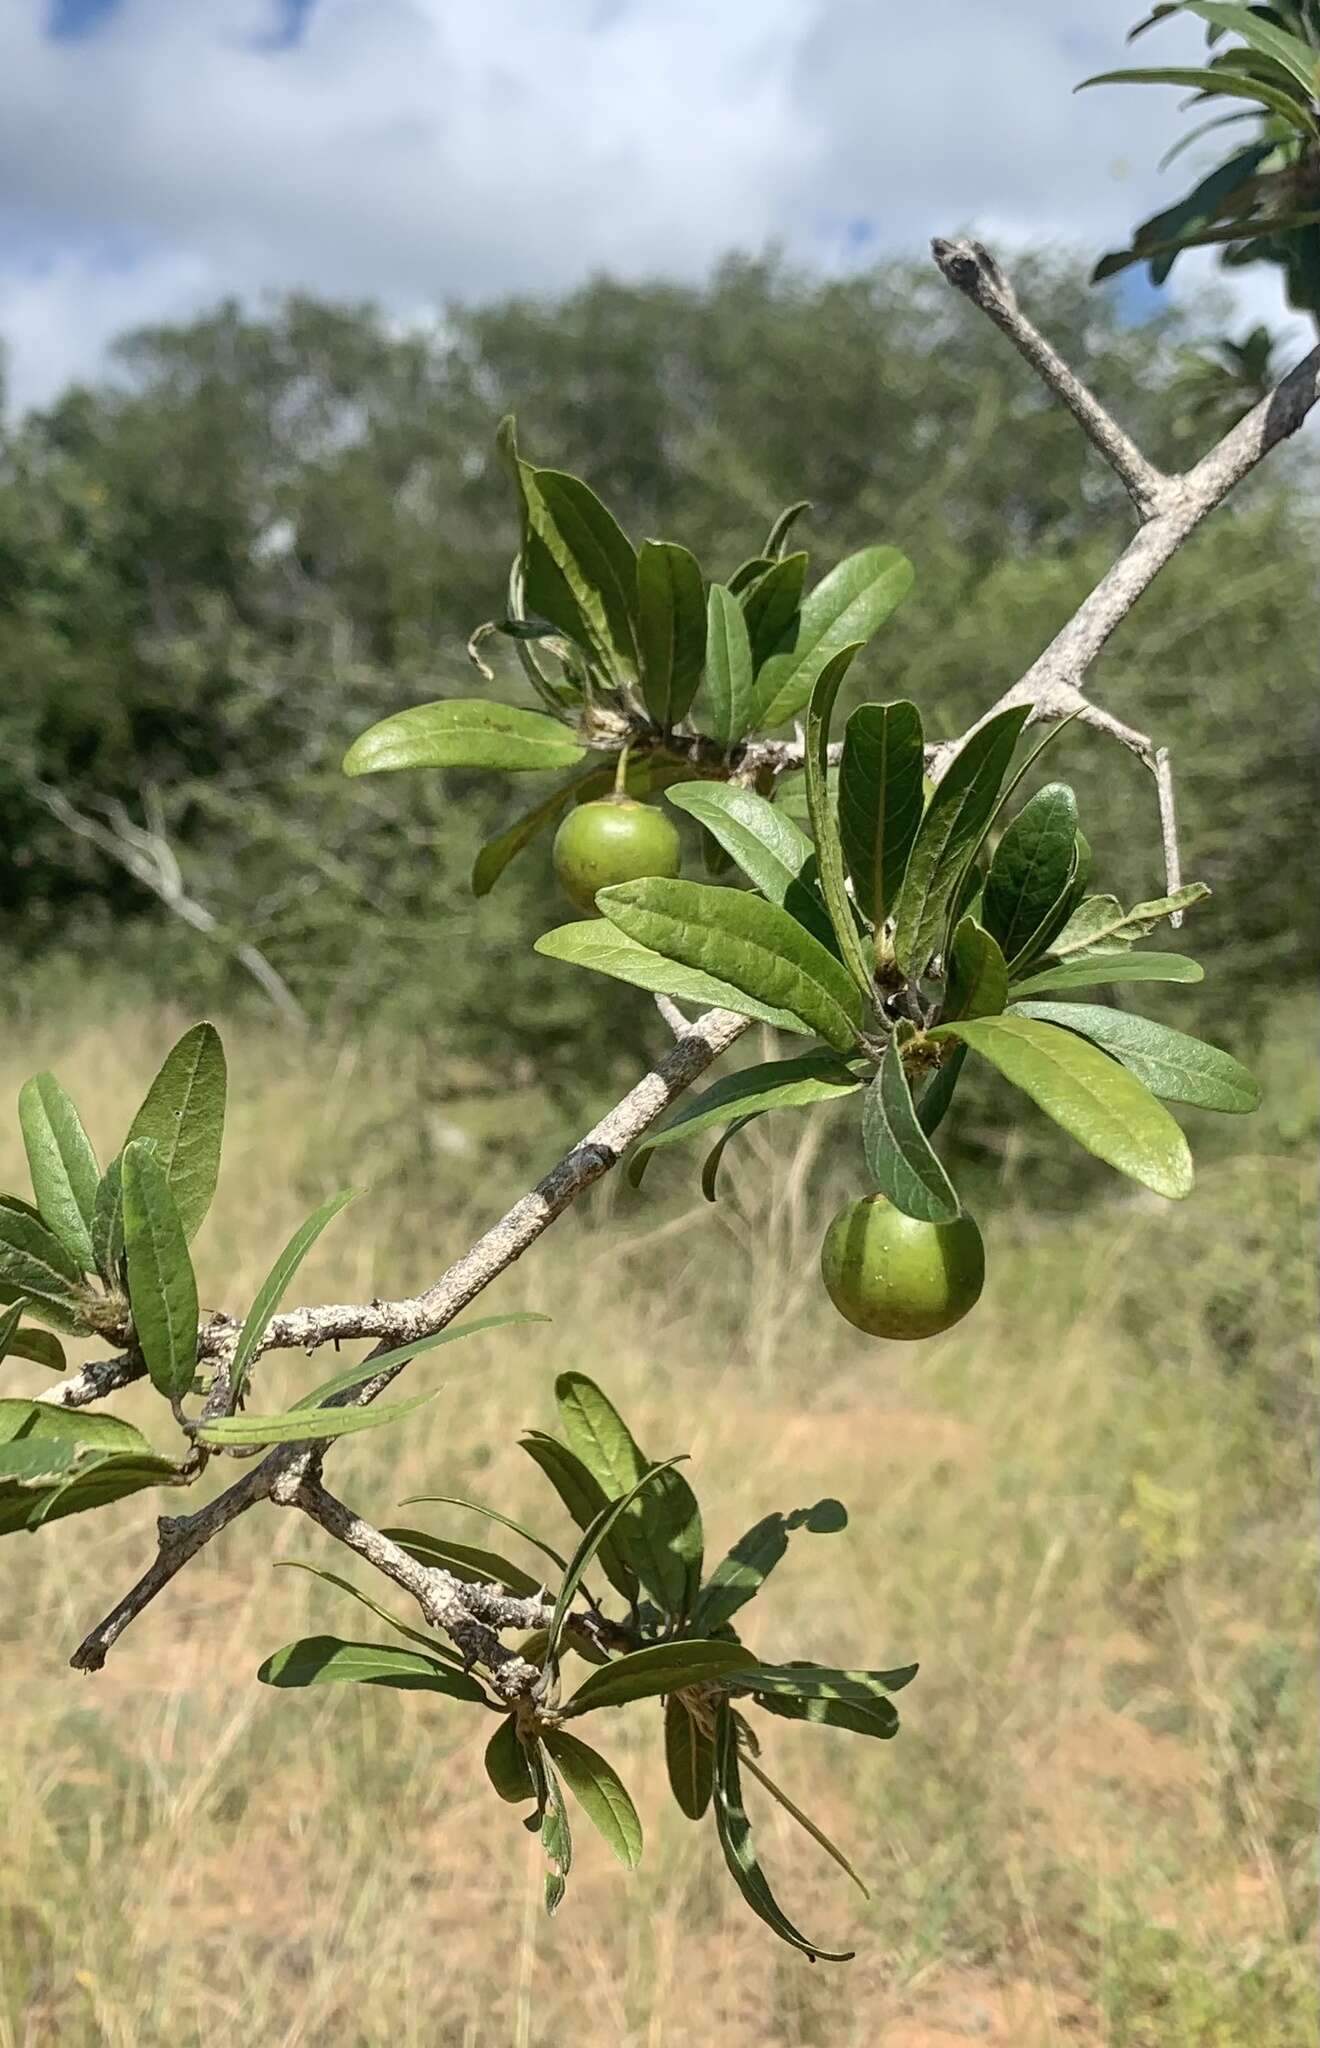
<box><xmin>0</xmin><ymin>0</ymin><xmax>1303</xmax><ymax>416</ymax></box>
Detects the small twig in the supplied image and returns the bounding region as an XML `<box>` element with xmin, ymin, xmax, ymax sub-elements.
<box><xmin>654</xmin><ymin>995</ymin><xmax>689</xmax><ymax>1039</ymax></box>
<box><xmin>932</xmin><ymin>237</ymin><xmax>1173</xmax><ymax>519</ymax></box>
<box><xmin>1154</xmin><ymin>748</ymin><xmax>1183</xmax><ymax>919</ymax></box>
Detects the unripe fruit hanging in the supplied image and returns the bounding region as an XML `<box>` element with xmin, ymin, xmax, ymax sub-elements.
<box><xmin>820</xmin><ymin>1193</ymin><xmax>984</xmax><ymax>1340</ymax></box>
<box><xmin>552</xmin><ymin>795</ymin><xmax>682</xmax><ymax>915</ymax></box>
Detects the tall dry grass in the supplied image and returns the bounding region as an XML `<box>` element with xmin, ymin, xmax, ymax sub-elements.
<box><xmin>0</xmin><ymin>1003</ymin><xmax>1315</xmax><ymax>2047</ymax></box>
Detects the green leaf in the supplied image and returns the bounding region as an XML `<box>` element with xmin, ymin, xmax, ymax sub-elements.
<box><xmin>535</xmin><ymin>1745</ymin><xmax>573</xmax><ymax>1915</ymax></box>
<box><xmin>18</xmin><ymin>1073</ymin><xmax>100</xmax><ymax>1273</ymax></box>
<box><xmin>862</xmin><ymin>1040</ymin><xmax>961</xmax><ymax>1223</ymax></box>
<box><xmin>637</xmin><ymin>539</ymin><xmax>707</xmax><ymax>726</ymax></box>
<box><xmin>381</xmin><ymin>1529</ymin><xmax>546</xmax><ymax>1599</ymax></box>
<box><xmin>916</xmin><ymin>1045</ymin><xmax>966</xmax><ymax>1137</ymax></box>
<box><xmin>228</xmin><ymin>1188</ymin><xmax>360</xmax><ymax>1410</ymax></box>
<box><xmin>664</xmin><ymin>1694</ymin><xmax>715</xmax><ymax>1819</ymax></box>
<box><xmin>893</xmin><ymin>707</ymin><xmax>1032</xmax><ymax>978</ymax></box>
<box><xmin>564</xmin><ymin>1638</ymin><xmax>756</xmax><ymax>1715</ymax></box>
<box><xmin>399</xmin><ymin>1495</ymin><xmax>567</xmax><ymax>1573</ymax></box>
<box><xmin>727</xmin><ymin>554</ymin><xmax>773</xmax><ymax>595</ymax></box>
<box><xmin>754</xmin><ymin>1692</ymin><xmax>900</xmax><ymax>1741</ymax></box>
<box><xmin>664</xmin><ymin>782</ymin><xmax>837</xmax><ymax>952</ymax></box>
<box><xmin>596</xmin><ymin>877</ymin><xmax>864</xmax><ymax>1052</ymax></box>
<box><xmin>542</xmin><ymin>1729</ymin><xmax>644</xmax><ymax>1868</ymax></box>
<box><xmin>711</xmin><ymin>1704</ymin><xmax>854</xmax><ymax>1962</ymax></box>
<box><xmin>739</xmin><ymin>1750</ymin><xmax>869</xmax><ymax>1897</ymax></box>
<box><xmin>803</xmin><ymin>645</ymin><xmax>879</xmax><ymax>998</ymax></box>
<box><xmin>90</xmin><ymin>1155</ymin><xmax>126</xmax><ymax>1283</ymax></box>
<box><xmin>523</xmin><ymin>467</ymin><xmax>640</xmax><ymax>678</ymax></box>
<box><xmin>701</xmin><ymin>1115</ymin><xmax>759</xmax><ymax>1201</ymax></box>
<box><xmin>121</xmin><ymin>1141</ymin><xmax>199</xmax><ymax>1402</ymax></box>
<box><xmin>943</xmin><ymin>918</ymin><xmax>1009</xmax><ymax>1022</ymax></box>
<box><xmin>294</xmin><ymin>1314</ymin><xmax>550</xmax><ymax>1410</ymax></box>
<box><xmin>0</xmin><ymin>1196</ymin><xmax>86</xmax><ymax>1333</ymax></box>
<box><xmin>701</xmin><ymin>584</ymin><xmax>757</xmax><ymax>746</ymax></box>
<box><xmin>743</xmin><ymin>551</ymin><xmax>808</xmax><ymax>672</ymax></box>
<box><xmin>693</xmin><ymin>1500</ymin><xmax>844</xmax><ymax>1631</ymax></box>
<box><xmin>273</xmin><ymin>1560</ymin><xmax>466</xmax><ymax>1661</ymax></box>
<box><xmin>1010</xmin><ymin>954</ymin><xmax>1205</xmax><ymax>997</ymax></box>
<box><xmin>838</xmin><ymin>700</ymin><xmax>926</xmax><ymax>925</ymax></box>
<box><xmin>542</xmin><ymin>1457</ymin><xmax>688</xmax><ymax>1667</ymax></box>
<box><xmin>1181</xmin><ymin>3</ymin><xmax>1320</xmax><ymax>99</ymax></box>
<box><xmin>981</xmin><ymin>783</ymin><xmax>1080</xmax><ymax>966</ymax></box>
<box><xmin>344</xmin><ymin>699</ymin><xmax>586</xmax><ymax>779</ymax></box>
<box><xmin>195</xmin><ymin>1385</ymin><xmax>438</xmax><ymax>1447</ymax></box>
<box><xmin>627</xmin><ymin>1053</ymin><xmax>861</xmax><ymax>1188</ymax></box>
<box><xmin>0</xmin><ymin>1302</ymin><xmax>65</xmax><ymax>1373</ymax></box>
<box><xmin>470</xmin><ymin>767</ymin><xmax>601</xmax><ymax>897</ymax></box>
<box><xmin>519</xmin><ymin>1431</ymin><xmax>639</xmax><ymax>1604</ymax></box>
<box><xmin>1010</xmin><ymin>1003</ymin><xmax>1260</xmax><ymax>1114</ymax></box>
<box><xmin>0</xmin><ymin>1401</ymin><xmax>180</xmax><ymax>1535</ymax></box>
<box><xmin>1076</xmin><ymin>64</ymin><xmax>1319</xmax><ymax>137</ymax></box>
<box><xmin>762</xmin><ymin>499</ymin><xmax>811</xmax><ymax>559</ymax></box>
<box><xmin>755</xmin><ymin>547</ymin><xmax>914</xmax><ymax>730</ymax></box>
<box><xmin>931</xmin><ymin>1014</ymin><xmax>1194</xmax><ymax>1198</ymax></box>
<box><xmin>555</xmin><ymin>1372</ymin><xmax>702</xmax><ymax>1620</ymax></box>
<box><xmin>534</xmin><ymin>918</ymin><xmax>820</xmax><ymax>1036</ymax></box>
<box><xmin>485</xmin><ymin>1716</ymin><xmax>536</xmax><ymax>1804</ymax></box>
<box><xmin>257</xmin><ymin>1636</ymin><xmax>490</xmax><ymax>1701</ymax></box>
<box><xmin>125</xmin><ymin>1022</ymin><xmax>227</xmax><ymax>1242</ymax></box>
<box><xmin>742</xmin><ymin>1660</ymin><xmax>919</xmax><ymax>1702</ymax></box>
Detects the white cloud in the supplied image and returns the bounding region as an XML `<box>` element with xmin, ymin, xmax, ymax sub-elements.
<box><xmin>0</xmin><ymin>0</ymin><xmax>1302</xmax><ymax>415</ymax></box>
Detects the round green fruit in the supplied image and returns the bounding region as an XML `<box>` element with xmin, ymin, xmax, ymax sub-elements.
<box><xmin>820</xmin><ymin>1194</ymin><xmax>984</xmax><ymax>1341</ymax></box>
<box><xmin>552</xmin><ymin>795</ymin><xmax>682</xmax><ymax>915</ymax></box>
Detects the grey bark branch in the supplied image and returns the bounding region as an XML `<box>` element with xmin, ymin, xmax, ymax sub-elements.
<box><xmin>66</xmin><ymin>235</ymin><xmax>1319</xmax><ymax>1676</ymax></box>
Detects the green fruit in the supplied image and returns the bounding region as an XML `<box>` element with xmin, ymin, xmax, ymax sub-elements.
<box><xmin>552</xmin><ymin>795</ymin><xmax>682</xmax><ymax>915</ymax></box>
<box><xmin>820</xmin><ymin>1194</ymin><xmax>984</xmax><ymax>1341</ymax></box>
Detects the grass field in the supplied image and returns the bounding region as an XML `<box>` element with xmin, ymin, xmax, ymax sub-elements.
<box><xmin>1</xmin><ymin>1001</ymin><xmax>1316</xmax><ymax>2047</ymax></box>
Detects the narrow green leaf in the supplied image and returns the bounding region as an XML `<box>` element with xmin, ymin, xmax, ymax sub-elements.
<box><xmin>727</xmin><ymin>554</ymin><xmax>773</xmax><ymax>595</ymax></box>
<box><xmin>862</xmin><ymin>1040</ymin><xmax>961</xmax><ymax>1222</ymax></box>
<box><xmin>712</xmin><ymin>1704</ymin><xmax>854</xmax><ymax>1962</ymax></box>
<box><xmin>916</xmin><ymin>1045</ymin><xmax>966</xmax><ymax>1137</ymax></box>
<box><xmin>524</xmin><ymin>467</ymin><xmax>640</xmax><ymax>677</ymax></box>
<box><xmin>18</xmin><ymin>1073</ymin><xmax>100</xmax><ymax>1272</ymax></box>
<box><xmin>740</xmin><ymin>1750</ymin><xmax>869</xmax><ymax>1897</ymax></box>
<box><xmin>520</xmin><ymin>1432</ymin><xmax>638</xmax><ymax>1604</ymax></box>
<box><xmin>762</xmin><ymin>499</ymin><xmax>812</xmax><ymax>558</ymax></box>
<box><xmin>1010</xmin><ymin>954</ymin><xmax>1205</xmax><ymax>997</ymax></box>
<box><xmin>1076</xmin><ymin>64</ymin><xmax>1319</xmax><ymax>137</ymax></box>
<box><xmin>257</xmin><ymin>1636</ymin><xmax>490</xmax><ymax>1701</ymax></box>
<box><xmin>534</xmin><ymin>917</ymin><xmax>819</xmax><ymax>1036</ymax></box>
<box><xmin>701</xmin><ymin>584</ymin><xmax>757</xmax><ymax>746</ymax></box>
<box><xmin>943</xmin><ymin>918</ymin><xmax>1009</xmax><ymax>1022</ymax></box>
<box><xmin>543</xmin><ymin>1457</ymin><xmax>687</xmax><ymax>1667</ymax></box>
<box><xmin>0</xmin><ymin>1401</ymin><xmax>181</xmax><ymax>1535</ymax></box>
<box><xmin>981</xmin><ymin>783</ymin><xmax>1080</xmax><ymax>965</ymax></box>
<box><xmin>382</xmin><ymin>1529</ymin><xmax>546</xmax><ymax>1599</ymax></box>
<box><xmin>90</xmin><ymin>1155</ymin><xmax>126</xmax><ymax>1282</ymax></box>
<box><xmin>637</xmin><ymin>539</ymin><xmax>707</xmax><ymax>726</ymax></box>
<box><xmin>754</xmin><ymin>1692</ymin><xmax>900</xmax><ymax>1740</ymax></box>
<box><xmin>125</xmin><ymin>1022</ymin><xmax>227</xmax><ymax>1242</ymax></box>
<box><xmin>486</xmin><ymin>1717</ymin><xmax>536</xmax><ymax>1804</ymax></box>
<box><xmin>542</xmin><ymin>1729</ymin><xmax>644</xmax><ymax>1868</ymax></box>
<box><xmin>196</xmin><ymin>1385</ymin><xmax>438</xmax><ymax>1447</ymax></box>
<box><xmin>554</xmin><ymin>1372</ymin><xmax>702</xmax><ymax>1619</ymax></box>
<box><xmin>343</xmin><ymin>699</ymin><xmax>586</xmax><ymax>778</ymax></box>
<box><xmin>295</xmin><ymin>1314</ymin><xmax>550</xmax><ymax>1410</ymax></box>
<box><xmin>664</xmin><ymin>781</ymin><xmax>837</xmax><ymax>952</ymax></box>
<box><xmin>743</xmin><ymin>1661</ymin><xmax>920</xmax><ymax>1701</ymax></box>
<box><xmin>1011</xmin><ymin>1003</ymin><xmax>1260</xmax><ymax>1113</ymax></box>
<box><xmin>665</xmin><ymin>1694</ymin><xmax>715</xmax><ymax>1819</ymax></box>
<box><xmin>0</xmin><ymin>1399</ymin><xmax>157</xmax><ymax>1453</ymax></box>
<box><xmin>274</xmin><ymin>1560</ymin><xmax>467</xmax><ymax>1661</ymax></box>
<box><xmin>627</xmin><ymin>1053</ymin><xmax>861</xmax><ymax>1187</ymax></box>
<box><xmin>893</xmin><ymin>707</ymin><xmax>1031</xmax><ymax>978</ymax></box>
<box><xmin>596</xmin><ymin>877</ymin><xmax>864</xmax><ymax>1052</ymax></box>
<box><xmin>564</xmin><ymin>1638</ymin><xmax>756</xmax><ymax>1715</ymax></box>
<box><xmin>1181</xmin><ymin>3</ymin><xmax>1320</xmax><ymax>99</ymax></box>
<box><xmin>804</xmin><ymin>644</ymin><xmax>879</xmax><ymax>998</ymax></box>
<box><xmin>743</xmin><ymin>551</ymin><xmax>808</xmax><ymax>672</ymax></box>
<box><xmin>755</xmin><ymin>547</ymin><xmax>914</xmax><ymax>730</ymax></box>
<box><xmin>121</xmin><ymin>1141</ymin><xmax>198</xmax><ymax>1401</ymax></box>
<box><xmin>0</xmin><ymin>1301</ymin><xmax>65</xmax><ymax>1373</ymax></box>
<box><xmin>399</xmin><ymin>1495</ymin><xmax>567</xmax><ymax>1573</ymax></box>
<box><xmin>694</xmin><ymin>1512</ymin><xmax>788</xmax><ymax>1630</ymax></box>
<box><xmin>932</xmin><ymin>1014</ymin><xmax>1194</xmax><ymax>1198</ymax></box>
<box><xmin>228</xmin><ymin>1188</ymin><xmax>360</xmax><ymax>1409</ymax></box>
<box><xmin>838</xmin><ymin>700</ymin><xmax>926</xmax><ymax>925</ymax></box>
<box><xmin>535</xmin><ymin>1745</ymin><xmax>573</xmax><ymax>1915</ymax></box>
<box><xmin>0</xmin><ymin>1195</ymin><xmax>86</xmax><ymax>1332</ymax></box>
<box><xmin>702</xmin><ymin>1115</ymin><xmax>759</xmax><ymax>1201</ymax></box>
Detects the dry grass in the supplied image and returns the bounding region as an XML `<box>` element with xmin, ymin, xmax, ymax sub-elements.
<box><xmin>1</xmin><ymin>1004</ymin><xmax>1316</xmax><ymax>2047</ymax></box>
